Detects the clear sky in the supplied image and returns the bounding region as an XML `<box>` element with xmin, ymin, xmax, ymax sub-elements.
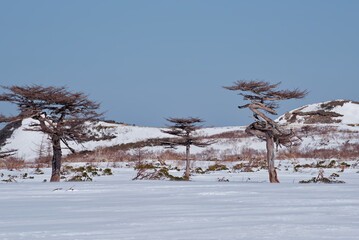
<box><xmin>1</xmin><ymin>0</ymin><xmax>358</xmax><ymax>127</ymax></box>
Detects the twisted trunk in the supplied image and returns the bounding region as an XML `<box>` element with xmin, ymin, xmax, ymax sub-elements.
<box><xmin>50</xmin><ymin>135</ymin><xmax>62</xmax><ymax>182</ymax></box>
<box><xmin>185</xmin><ymin>145</ymin><xmax>190</xmax><ymax>180</ymax></box>
<box><xmin>265</xmin><ymin>133</ymin><xmax>279</xmax><ymax>183</ymax></box>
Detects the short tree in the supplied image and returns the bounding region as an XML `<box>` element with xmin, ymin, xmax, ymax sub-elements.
<box><xmin>224</xmin><ymin>80</ymin><xmax>307</xmax><ymax>183</ymax></box>
<box><xmin>0</xmin><ymin>85</ymin><xmax>113</xmax><ymax>181</ymax></box>
<box><xmin>161</xmin><ymin>117</ymin><xmax>212</xmax><ymax>180</ymax></box>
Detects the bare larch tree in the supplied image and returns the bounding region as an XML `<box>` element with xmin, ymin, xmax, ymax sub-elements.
<box><xmin>224</xmin><ymin>81</ymin><xmax>307</xmax><ymax>183</ymax></box>
<box><xmin>161</xmin><ymin>117</ymin><xmax>212</xmax><ymax>180</ymax></box>
<box><xmin>0</xmin><ymin>85</ymin><xmax>113</xmax><ymax>182</ymax></box>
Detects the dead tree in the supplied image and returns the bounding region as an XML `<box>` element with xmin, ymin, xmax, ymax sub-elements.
<box><xmin>161</xmin><ymin>117</ymin><xmax>213</xmax><ymax>180</ymax></box>
<box><xmin>224</xmin><ymin>81</ymin><xmax>307</xmax><ymax>183</ymax></box>
<box><xmin>0</xmin><ymin>85</ymin><xmax>113</xmax><ymax>182</ymax></box>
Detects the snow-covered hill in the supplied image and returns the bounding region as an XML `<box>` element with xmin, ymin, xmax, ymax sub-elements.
<box><xmin>0</xmin><ymin>118</ymin><xmax>248</xmax><ymax>161</ymax></box>
<box><xmin>1</xmin><ymin>100</ymin><xmax>359</xmax><ymax>161</ymax></box>
<box><xmin>277</xmin><ymin>100</ymin><xmax>359</xmax><ymax>125</ymax></box>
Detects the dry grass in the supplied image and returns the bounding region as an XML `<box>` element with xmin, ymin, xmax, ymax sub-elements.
<box><xmin>207</xmin><ymin>130</ymin><xmax>247</xmax><ymax>139</ymax></box>
<box><xmin>0</xmin><ymin>157</ymin><xmax>26</xmax><ymax>170</ymax></box>
<box><xmin>278</xmin><ymin>142</ymin><xmax>359</xmax><ymax>160</ymax></box>
<box><xmin>63</xmin><ymin>148</ymin><xmax>133</xmax><ymax>163</ymax></box>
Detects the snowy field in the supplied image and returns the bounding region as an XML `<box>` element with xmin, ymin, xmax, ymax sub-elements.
<box><xmin>1</xmin><ymin>165</ymin><xmax>359</xmax><ymax>240</ymax></box>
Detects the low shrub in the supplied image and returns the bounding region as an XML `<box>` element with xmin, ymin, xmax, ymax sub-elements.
<box><xmin>232</xmin><ymin>163</ymin><xmax>255</xmax><ymax>172</ymax></box>
<box><xmin>207</xmin><ymin>164</ymin><xmax>229</xmax><ymax>172</ymax></box>
<box><xmin>133</xmin><ymin>161</ymin><xmax>187</xmax><ymax>181</ymax></box>
<box><xmin>62</xmin><ymin>164</ymin><xmax>113</xmax><ymax>182</ymax></box>
<box><xmin>193</xmin><ymin>167</ymin><xmax>206</xmax><ymax>174</ymax></box>
<box><xmin>299</xmin><ymin>169</ymin><xmax>345</xmax><ymax>184</ymax></box>
<box><xmin>217</xmin><ymin>177</ymin><xmax>229</xmax><ymax>182</ymax></box>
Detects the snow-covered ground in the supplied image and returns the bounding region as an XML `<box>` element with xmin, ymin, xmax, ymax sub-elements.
<box><xmin>1</xmin><ymin>163</ymin><xmax>359</xmax><ymax>240</ymax></box>
<box><xmin>1</xmin><ymin>100</ymin><xmax>359</xmax><ymax>239</ymax></box>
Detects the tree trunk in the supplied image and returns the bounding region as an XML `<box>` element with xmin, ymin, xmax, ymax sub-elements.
<box><xmin>50</xmin><ymin>135</ymin><xmax>62</xmax><ymax>182</ymax></box>
<box><xmin>265</xmin><ymin>133</ymin><xmax>280</xmax><ymax>183</ymax></box>
<box><xmin>185</xmin><ymin>145</ymin><xmax>190</xmax><ymax>180</ymax></box>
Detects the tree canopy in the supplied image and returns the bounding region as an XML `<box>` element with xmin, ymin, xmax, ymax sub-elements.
<box><xmin>0</xmin><ymin>85</ymin><xmax>113</xmax><ymax>181</ymax></box>
<box><xmin>224</xmin><ymin>80</ymin><xmax>308</xmax><ymax>182</ymax></box>
<box><xmin>161</xmin><ymin>117</ymin><xmax>213</xmax><ymax>179</ymax></box>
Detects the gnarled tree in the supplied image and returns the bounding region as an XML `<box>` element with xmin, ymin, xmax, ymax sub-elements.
<box><xmin>224</xmin><ymin>80</ymin><xmax>307</xmax><ymax>183</ymax></box>
<box><xmin>0</xmin><ymin>85</ymin><xmax>113</xmax><ymax>181</ymax></box>
<box><xmin>161</xmin><ymin>117</ymin><xmax>213</xmax><ymax>180</ymax></box>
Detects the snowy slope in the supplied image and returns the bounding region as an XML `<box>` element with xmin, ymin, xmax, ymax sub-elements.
<box><xmin>1</xmin><ymin>100</ymin><xmax>359</xmax><ymax>161</ymax></box>
<box><xmin>1</xmin><ymin>119</ymin><xmax>247</xmax><ymax>161</ymax></box>
<box><xmin>277</xmin><ymin>100</ymin><xmax>359</xmax><ymax>125</ymax></box>
<box><xmin>1</xmin><ymin>119</ymin><xmax>168</xmax><ymax>160</ymax></box>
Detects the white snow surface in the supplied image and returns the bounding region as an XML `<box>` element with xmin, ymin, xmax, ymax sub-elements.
<box><xmin>333</xmin><ymin>101</ymin><xmax>359</xmax><ymax>124</ymax></box>
<box><xmin>277</xmin><ymin>100</ymin><xmax>359</xmax><ymax>125</ymax></box>
<box><xmin>1</xmin><ymin>164</ymin><xmax>359</xmax><ymax>240</ymax></box>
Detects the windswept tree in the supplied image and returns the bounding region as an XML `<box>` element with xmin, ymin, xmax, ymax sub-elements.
<box><xmin>161</xmin><ymin>117</ymin><xmax>213</xmax><ymax>180</ymax></box>
<box><xmin>0</xmin><ymin>85</ymin><xmax>113</xmax><ymax>182</ymax></box>
<box><xmin>224</xmin><ymin>80</ymin><xmax>307</xmax><ymax>183</ymax></box>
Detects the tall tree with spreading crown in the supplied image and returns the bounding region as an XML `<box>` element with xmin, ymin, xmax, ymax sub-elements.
<box><xmin>0</xmin><ymin>85</ymin><xmax>113</xmax><ymax>181</ymax></box>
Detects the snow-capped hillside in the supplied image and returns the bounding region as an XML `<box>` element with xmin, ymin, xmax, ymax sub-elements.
<box><xmin>277</xmin><ymin>100</ymin><xmax>359</xmax><ymax>125</ymax></box>
<box><xmin>1</xmin><ymin>100</ymin><xmax>359</xmax><ymax>162</ymax></box>
<box><xmin>0</xmin><ymin>118</ymin><xmax>247</xmax><ymax>161</ymax></box>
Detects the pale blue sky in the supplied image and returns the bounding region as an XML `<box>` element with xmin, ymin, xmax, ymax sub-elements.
<box><xmin>1</xmin><ymin>0</ymin><xmax>358</xmax><ymax>126</ymax></box>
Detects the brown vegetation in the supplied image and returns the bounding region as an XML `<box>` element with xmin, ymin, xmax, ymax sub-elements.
<box><xmin>0</xmin><ymin>157</ymin><xmax>26</xmax><ymax>170</ymax></box>
<box><xmin>277</xmin><ymin>143</ymin><xmax>359</xmax><ymax>161</ymax></box>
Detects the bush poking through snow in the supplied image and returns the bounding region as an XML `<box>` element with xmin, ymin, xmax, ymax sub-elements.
<box><xmin>193</xmin><ymin>167</ymin><xmax>206</xmax><ymax>174</ymax></box>
<box><xmin>133</xmin><ymin>161</ymin><xmax>187</xmax><ymax>181</ymax></box>
<box><xmin>294</xmin><ymin>160</ymin><xmax>352</xmax><ymax>172</ymax></box>
<box><xmin>33</xmin><ymin>168</ymin><xmax>45</xmax><ymax>175</ymax></box>
<box><xmin>217</xmin><ymin>177</ymin><xmax>229</xmax><ymax>182</ymax></box>
<box><xmin>299</xmin><ymin>169</ymin><xmax>345</xmax><ymax>184</ymax></box>
<box><xmin>61</xmin><ymin>164</ymin><xmax>113</xmax><ymax>182</ymax></box>
<box><xmin>233</xmin><ymin>163</ymin><xmax>255</xmax><ymax>172</ymax></box>
<box><xmin>1</xmin><ymin>174</ymin><xmax>18</xmax><ymax>183</ymax></box>
<box><xmin>207</xmin><ymin>164</ymin><xmax>229</xmax><ymax>172</ymax></box>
